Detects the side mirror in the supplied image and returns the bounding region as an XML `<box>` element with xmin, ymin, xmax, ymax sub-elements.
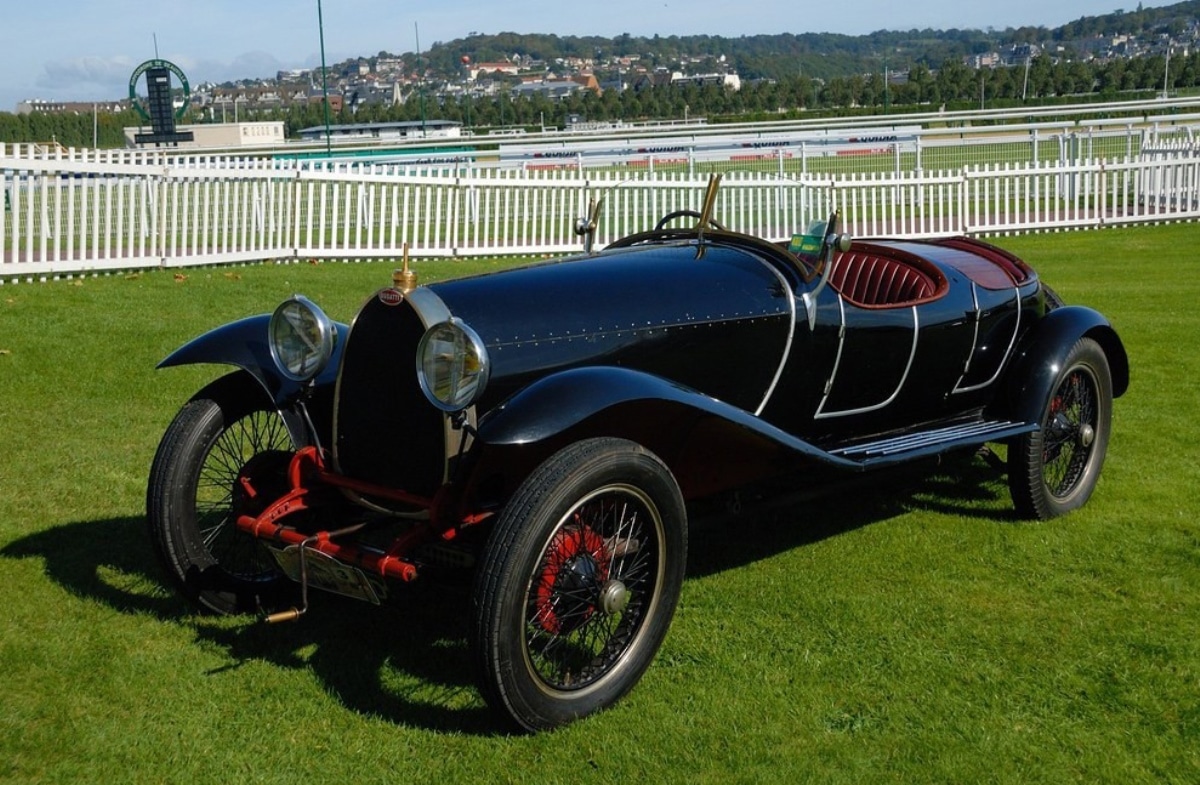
<box><xmin>819</xmin><ymin>210</ymin><xmax>851</xmax><ymax>264</ymax></box>
<box><xmin>833</xmin><ymin>233</ymin><xmax>853</xmax><ymax>253</ymax></box>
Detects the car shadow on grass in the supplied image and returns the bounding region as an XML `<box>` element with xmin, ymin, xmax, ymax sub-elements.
<box><xmin>685</xmin><ymin>450</ymin><xmax>1015</xmax><ymax>578</ymax></box>
<box><xmin>0</xmin><ymin>451</ymin><xmax>1013</xmax><ymax>735</ymax></box>
<box><xmin>0</xmin><ymin>516</ymin><xmax>497</xmax><ymax>735</ymax></box>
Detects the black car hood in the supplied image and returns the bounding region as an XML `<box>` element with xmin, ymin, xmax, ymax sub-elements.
<box><xmin>428</xmin><ymin>241</ymin><xmax>796</xmax><ymax>414</ymax></box>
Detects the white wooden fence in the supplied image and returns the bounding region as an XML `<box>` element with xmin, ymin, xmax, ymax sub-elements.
<box><xmin>3</xmin><ymin>141</ymin><xmax>1199</xmax><ymax>281</ymax></box>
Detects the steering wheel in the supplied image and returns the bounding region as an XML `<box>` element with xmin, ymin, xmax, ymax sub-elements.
<box><xmin>653</xmin><ymin>209</ymin><xmax>728</xmax><ymax>232</ymax></box>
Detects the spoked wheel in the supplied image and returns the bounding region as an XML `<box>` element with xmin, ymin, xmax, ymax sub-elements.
<box><xmin>471</xmin><ymin>438</ymin><xmax>687</xmax><ymax>731</ymax></box>
<box><xmin>1009</xmin><ymin>337</ymin><xmax>1113</xmax><ymax>520</ymax></box>
<box><xmin>147</xmin><ymin>372</ymin><xmax>295</xmax><ymax>614</ymax></box>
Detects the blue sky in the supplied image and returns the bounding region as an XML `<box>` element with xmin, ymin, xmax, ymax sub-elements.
<box><xmin>2</xmin><ymin>1</ymin><xmax>1169</xmax><ymax>112</ymax></box>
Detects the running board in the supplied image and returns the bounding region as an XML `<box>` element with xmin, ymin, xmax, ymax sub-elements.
<box><xmin>828</xmin><ymin>419</ymin><xmax>1036</xmax><ymax>468</ymax></box>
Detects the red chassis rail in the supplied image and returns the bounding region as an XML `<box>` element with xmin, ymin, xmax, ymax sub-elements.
<box><xmin>235</xmin><ymin>446</ymin><xmax>480</xmax><ymax>584</ymax></box>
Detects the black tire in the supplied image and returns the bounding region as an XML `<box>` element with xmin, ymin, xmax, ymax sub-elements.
<box><xmin>146</xmin><ymin>372</ymin><xmax>295</xmax><ymax>614</ymax></box>
<box><xmin>471</xmin><ymin>438</ymin><xmax>687</xmax><ymax>731</ymax></box>
<box><xmin>1009</xmin><ymin>337</ymin><xmax>1113</xmax><ymax>520</ymax></box>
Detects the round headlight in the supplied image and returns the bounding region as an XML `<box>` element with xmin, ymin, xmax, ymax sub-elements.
<box><xmin>416</xmin><ymin>319</ymin><xmax>490</xmax><ymax>412</ymax></box>
<box><xmin>269</xmin><ymin>295</ymin><xmax>336</xmax><ymax>382</ymax></box>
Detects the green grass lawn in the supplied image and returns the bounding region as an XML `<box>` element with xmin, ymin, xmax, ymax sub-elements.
<box><xmin>0</xmin><ymin>225</ymin><xmax>1197</xmax><ymax>783</ymax></box>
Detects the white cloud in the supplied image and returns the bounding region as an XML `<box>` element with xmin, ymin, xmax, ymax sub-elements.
<box><xmin>36</xmin><ymin>55</ymin><xmax>137</xmax><ymax>94</ymax></box>
<box><xmin>170</xmin><ymin>51</ymin><xmax>292</xmax><ymax>86</ymax></box>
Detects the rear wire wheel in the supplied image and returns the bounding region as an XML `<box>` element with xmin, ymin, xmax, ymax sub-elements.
<box><xmin>471</xmin><ymin>438</ymin><xmax>687</xmax><ymax>731</ymax></box>
<box><xmin>1009</xmin><ymin>337</ymin><xmax>1113</xmax><ymax>520</ymax></box>
<box><xmin>147</xmin><ymin>372</ymin><xmax>294</xmax><ymax>614</ymax></box>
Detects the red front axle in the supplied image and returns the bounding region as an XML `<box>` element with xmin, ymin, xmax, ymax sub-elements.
<box><xmin>235</xmin><ymin>446</ymin><xmax>441</xmax><ymax>584</ymax></box>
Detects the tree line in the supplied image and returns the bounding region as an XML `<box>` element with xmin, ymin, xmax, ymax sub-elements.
<box><xmin>0</xmin><ymin>108</ymin><xmax>144</xmax><ymax>149</ymax></box>
<box><xmin>3</xmin><ymin>48</ymin><xmax>1196</xmax><ymax>149</ymax></box>
<box><xmin>270</xmin><ymin>50</ymin><xmax>1200</xmax><ymax>135</ymax></box>
<box><xmin>397</xmin><ymin>1</ymin><xmax>1200</xmax><ymax>84</ymax></box>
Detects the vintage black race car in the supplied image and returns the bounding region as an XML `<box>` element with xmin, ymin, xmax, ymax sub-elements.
<box><xmin>147</xmin><ymin>175</ymin><xmax>1128</xmax><ymax>731</ymax></box>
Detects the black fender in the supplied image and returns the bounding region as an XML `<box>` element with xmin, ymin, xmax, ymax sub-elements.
<box><xmin>472</xmin><ymin>367</ymin><xmax>859</xmax><ymax>499</ymax></box>
<box><xmin>997</xmin><ymin>305</ymin><xmax>1129</xmax><ymax>425</ymax></box>
<box><xmin>158</xmin><ymin>314</ymin><xmax>348</xmax><ymax>446</ymax></box>
<box><xmin>186</xmin><ymin>369</ymin><xmax>315</xmax><ymax>449</ymax></box>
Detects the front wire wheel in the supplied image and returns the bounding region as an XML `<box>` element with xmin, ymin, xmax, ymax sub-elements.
<box><xmin>471</xmin><ymin>438</ymin><xmax>687</xmax><ymax>731</ymax></box>
<box><xmin>147</xmin><ymin>372</ymin><xmax>295</xmax><ymax>614</ymax></box>
<box><xmin>1009</xmin><ymin>337</ymin><xmax>1113</xmax><ymax>520</ymax></box>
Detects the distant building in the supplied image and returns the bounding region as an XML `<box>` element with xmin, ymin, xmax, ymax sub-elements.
<box><xmin>632</xmin><ymin>72</ymin><xmax>674</xmax><ymax>91</ymax></box>
<box><xmin>309</xmin><ymin>92</ymin><xmax>344</xmax><ymax>113</ymax></box>
<box><xmin>469</xmin><ymin>62</ymin><xmax>521</xmax><ymax>80</ymax></box>
<box><xmin>632</xmin><ymin>71</ymin><xmax>741</xmax><ymax>91</ymax></box>
<box><xmin>1001</xmin><ymin>44</ymin><xmax>1041</xmax><ymax>66</ymax></box>
<box><xmin>511</xmin><ymin>80</ymin><xmax>584</xmax><ymax>100</ymax></box>
<box><xmin>968</xmin><ymin>52</ymin><xmax>1003</xmax><ymax>69</ymax></box>
<box><xmin>571</xmin><ymin>74</ymin><xmax>602</xmax><ymax>93</ymax></box>
<box><xmin>296</xmin><ymin>119</ymin><xmax>462</xmax><ymax>142</ymax></box>
<box><xmin>17</xmin><ymin>99</ymin><xmax>129</xmax><ymax>115</ymax></box>
<box><xmin>345</xmin><ymin>83</ymin><xmax>405</xmax><ymax>110</ymax></box>
<box><xmin>122</xmin><ymin>121</ymin><xmax>286</xmax><ymax>149</ymax></box>
<box><xmin>673</xmin><ymin>72</ymin><xmax>741</xmax><ymax>90</ymax></box>
<box><xmin>201</xmin><ymin>86</ymin><xmax>310</xmax><ymax>118</ymax></box>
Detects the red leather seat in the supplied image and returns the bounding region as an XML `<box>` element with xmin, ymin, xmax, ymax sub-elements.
<box><xmin>829</xmin><ymin>252</ymin><xmax>941</xmax><ymax>308</ymax></box>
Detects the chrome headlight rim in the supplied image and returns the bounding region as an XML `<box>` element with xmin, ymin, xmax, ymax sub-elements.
<box><xmin>416</xmin><ymin>318</ymin><xmax>491</xmax><ymax>413</ymax></box>
<box><xmin>268</xmin><ymin>295</ymin><xmax>337</xmax><ymax>383</ymax></box>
